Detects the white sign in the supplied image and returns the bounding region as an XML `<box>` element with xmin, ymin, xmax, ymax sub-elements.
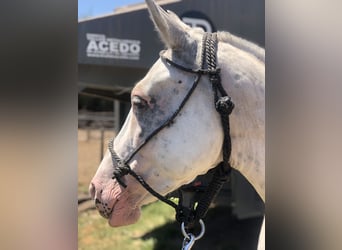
<box><xmin>86</xmin><ymin>33</ymin><xmax>141</xmax><ymax>60</ymax></box>
<box><xmin>182</xmin><ymin>17</ymin><xmax>212</xmax><ymax>33</ymax></box>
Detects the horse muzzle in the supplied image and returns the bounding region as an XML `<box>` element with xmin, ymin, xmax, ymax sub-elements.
<box><xmin>89</xmin><ymin>182</ymin><xmax>115</xmax><ymax>219</ymax></box>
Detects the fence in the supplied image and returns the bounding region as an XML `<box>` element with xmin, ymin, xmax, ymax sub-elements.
<box><xmin>78</xmin><ymin>111</ymin><xmax>117</xmax><ymax>160</ymax></box>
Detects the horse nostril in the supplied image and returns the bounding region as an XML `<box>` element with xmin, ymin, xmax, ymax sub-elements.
<box><xmin>89</xmin><ymin>183</ymin><xmax>96</xmax><ymax>200</ymax></box>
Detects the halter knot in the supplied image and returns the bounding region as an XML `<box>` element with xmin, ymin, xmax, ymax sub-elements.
<box><xmin>214</xmin><ymin>162</ymin><xmax>231</xmax><ymax>182</ymax></box>
<box><xmin>113</xmin><ymin>164</ymin><xmax>130</xmax><ymax>176</ymax></box>
<box><xmin>215</xmin><ymin>96</ymin><xmax>235</xmax><ymax>115</ymax></box>
<box><xmin>112</xmin><ymin>163</ymin><xmax>131</xmax><ymax>188</ymax></box>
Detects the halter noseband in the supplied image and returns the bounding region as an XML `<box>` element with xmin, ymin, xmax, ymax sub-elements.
<box><xmin>108</xmin><ymin>33</ymin><xmax>234</xmax><ymax>228</ymax></box>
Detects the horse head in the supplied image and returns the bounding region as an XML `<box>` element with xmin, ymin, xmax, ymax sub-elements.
<box><xmin>89</xmin><ymin>0</ymin><xmax>225</xmax><ymax>227</ymax></box>
<box><xmin>89</xmin><ymin>0</ymin><xmax>265</xmax><ymax>228</ymax></box>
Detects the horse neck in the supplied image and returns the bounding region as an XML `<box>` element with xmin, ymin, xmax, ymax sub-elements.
<box><xmin>217</xmin><ymin>42</ymin><xmax>265</xmax><ymax>201</ymax></box>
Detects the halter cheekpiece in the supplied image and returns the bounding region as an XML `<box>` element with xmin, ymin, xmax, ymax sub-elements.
<box><xmin>108</xmin><ymin>33</ymin><xmax>234</xmax><ymax>232</ymax></box>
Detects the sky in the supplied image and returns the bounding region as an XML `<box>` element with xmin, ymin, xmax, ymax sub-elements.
<box><xmin>78</xmin><ymin>0</ymin><xmax>143</xmax><ymax>19</ymax></box>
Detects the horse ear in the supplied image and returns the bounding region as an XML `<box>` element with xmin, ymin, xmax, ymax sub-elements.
<box><xmin>145</xmin><ymin>0</ymin><xmax>192</xmax><ymax>50</ymax></box>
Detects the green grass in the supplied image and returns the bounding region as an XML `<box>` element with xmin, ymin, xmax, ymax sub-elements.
<box><xmin>78</xmin><ymin>201</ymin><xmax>181</xmax><ymax>250</ymax></box>
<box><xmin>78</xmin><ymin>200</ymin><xmax>262</xmax><ymax>250</ymax></box>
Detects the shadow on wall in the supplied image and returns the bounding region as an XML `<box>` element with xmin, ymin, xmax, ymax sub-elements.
<box><xmin>141</xmin><ymin>206</ymin><xmax>263</xmax><ymax>250</ymax></box>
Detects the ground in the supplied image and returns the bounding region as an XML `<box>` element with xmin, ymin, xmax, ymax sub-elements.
<box><xmin>78</xmin><ymin>128</ymin><xmax>262</xmax><ymax>250</ymax></box>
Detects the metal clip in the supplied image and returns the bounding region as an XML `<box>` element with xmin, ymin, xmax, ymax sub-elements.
<box><xmin>182</xmin><ymin>233</ymin><xmax>195</xmax><ymax>250</ymax></box>
<box><xmin>180</xmin><ymin>219</ymin><xmax>206</xmax><ymax>250</ymax></box>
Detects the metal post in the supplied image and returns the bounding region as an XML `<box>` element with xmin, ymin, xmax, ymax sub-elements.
<box><xmin>100</xmin><ymin>125</ymin><xmax>104</xmax><ymax>161</ymax></box>
<box><xmin>114</xmin><ymin>100</ymin><xmax>120</xmax><ymax>134</ymax></box>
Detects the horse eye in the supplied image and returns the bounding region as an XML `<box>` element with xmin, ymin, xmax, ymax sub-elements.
<box><xmin>132</xmin><ymin>95</ymin><xmax>147</xmax><ymax>109</ymax></box>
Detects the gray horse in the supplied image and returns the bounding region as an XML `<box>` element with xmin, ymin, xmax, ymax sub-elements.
<box><xmin>90</xmin><ymin>0</ymin><xmax>265</xmax><ymax>249</ymax></box>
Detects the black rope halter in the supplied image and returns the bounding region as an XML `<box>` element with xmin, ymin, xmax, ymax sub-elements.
<box><xmin>108</xmin><ymin>32</ymin><xmax>234</xmax><ymax>229</ymax></box>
